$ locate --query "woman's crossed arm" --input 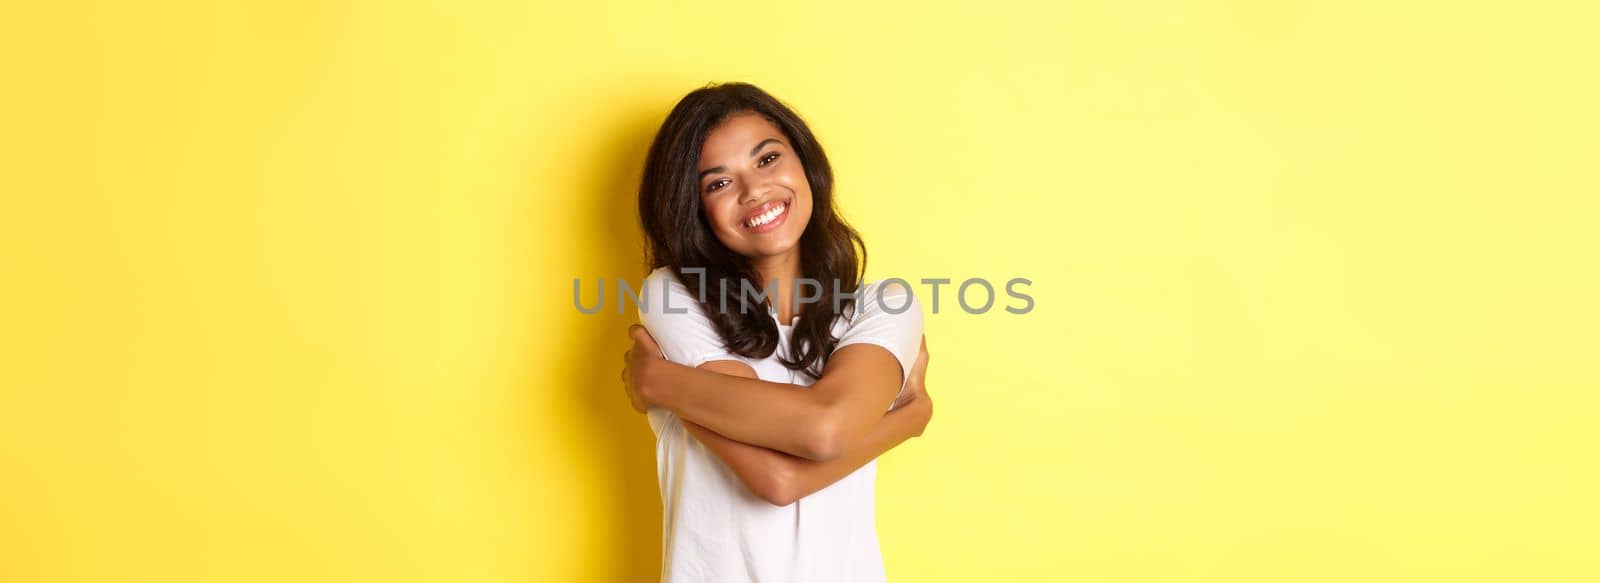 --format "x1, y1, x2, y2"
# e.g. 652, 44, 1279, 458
673, 348, 931, 506
626, 325, 916, 461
